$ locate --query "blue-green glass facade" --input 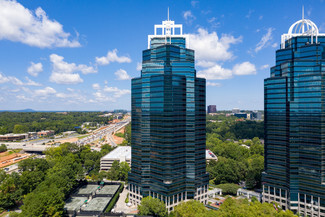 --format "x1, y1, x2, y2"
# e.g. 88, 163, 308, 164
128, 36, 209, 204
263, 35, 325, 214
